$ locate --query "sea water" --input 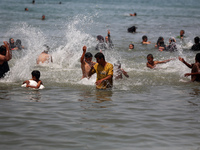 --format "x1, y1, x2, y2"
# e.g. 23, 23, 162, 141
0, 0, 200, 150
